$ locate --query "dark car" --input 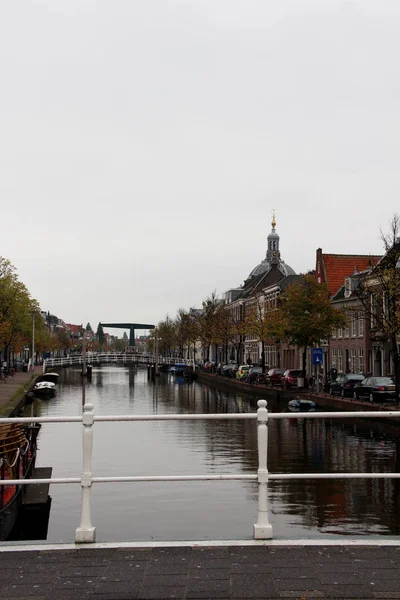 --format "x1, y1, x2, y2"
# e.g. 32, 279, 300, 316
353, 376, 397, 402
265, 368, 285, 387
329, 373, 365, 397
216, 363, 227, 376
282, 369, 303, 389
247, 366, 263, 383
221, 363, 238, 378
